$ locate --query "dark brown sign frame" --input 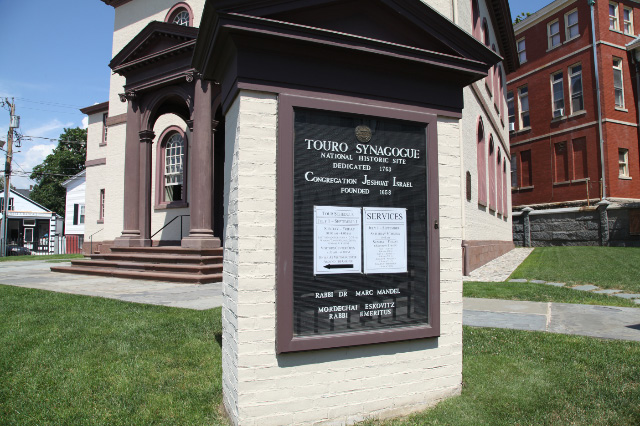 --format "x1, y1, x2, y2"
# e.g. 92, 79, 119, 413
276, 93, 440, 353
